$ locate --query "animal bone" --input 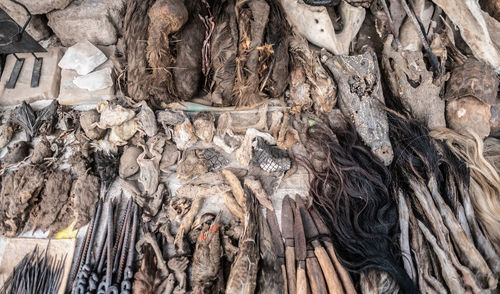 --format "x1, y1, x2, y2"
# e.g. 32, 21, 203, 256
279, 0, 365, 55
